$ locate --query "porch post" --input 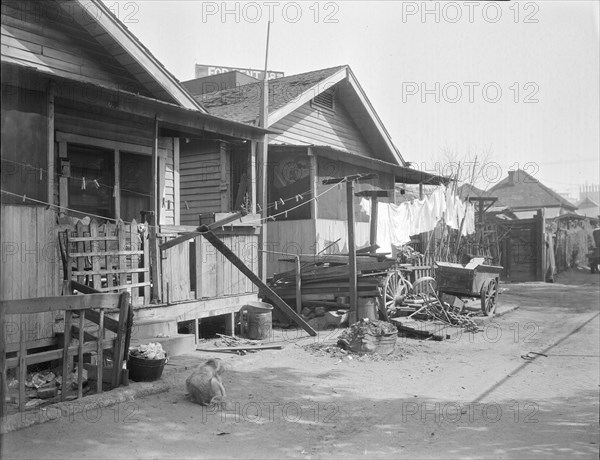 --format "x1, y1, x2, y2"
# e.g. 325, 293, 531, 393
47, 82, 55, 205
